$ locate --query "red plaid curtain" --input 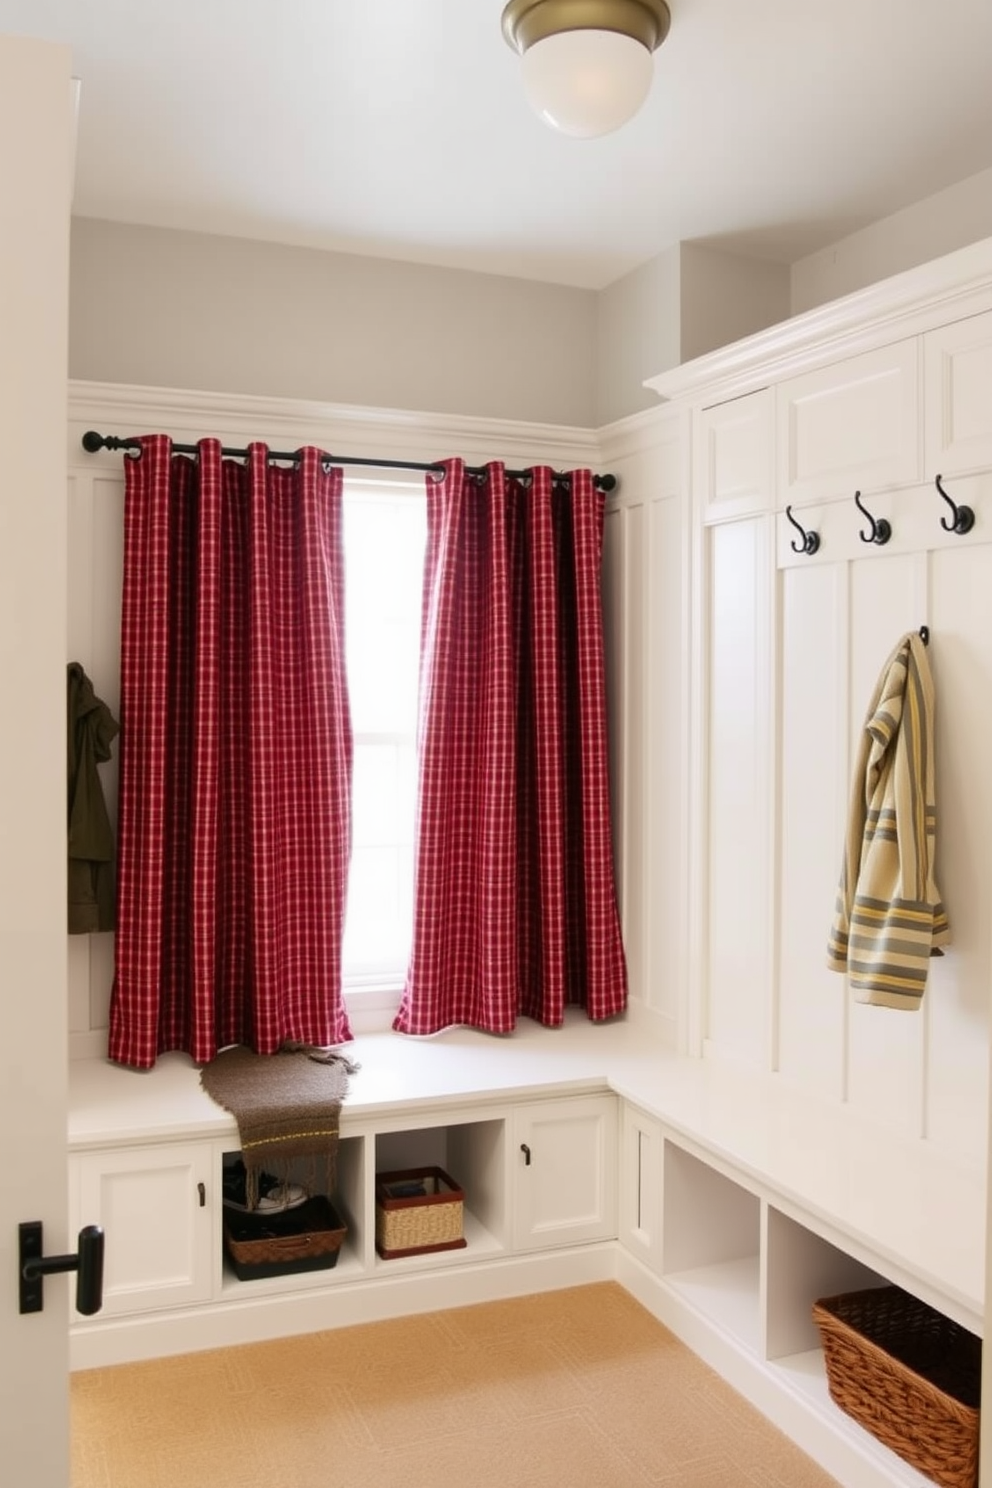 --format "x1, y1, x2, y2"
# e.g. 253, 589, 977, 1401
109, 437, 353, 1068
394, 459, 627, 1036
